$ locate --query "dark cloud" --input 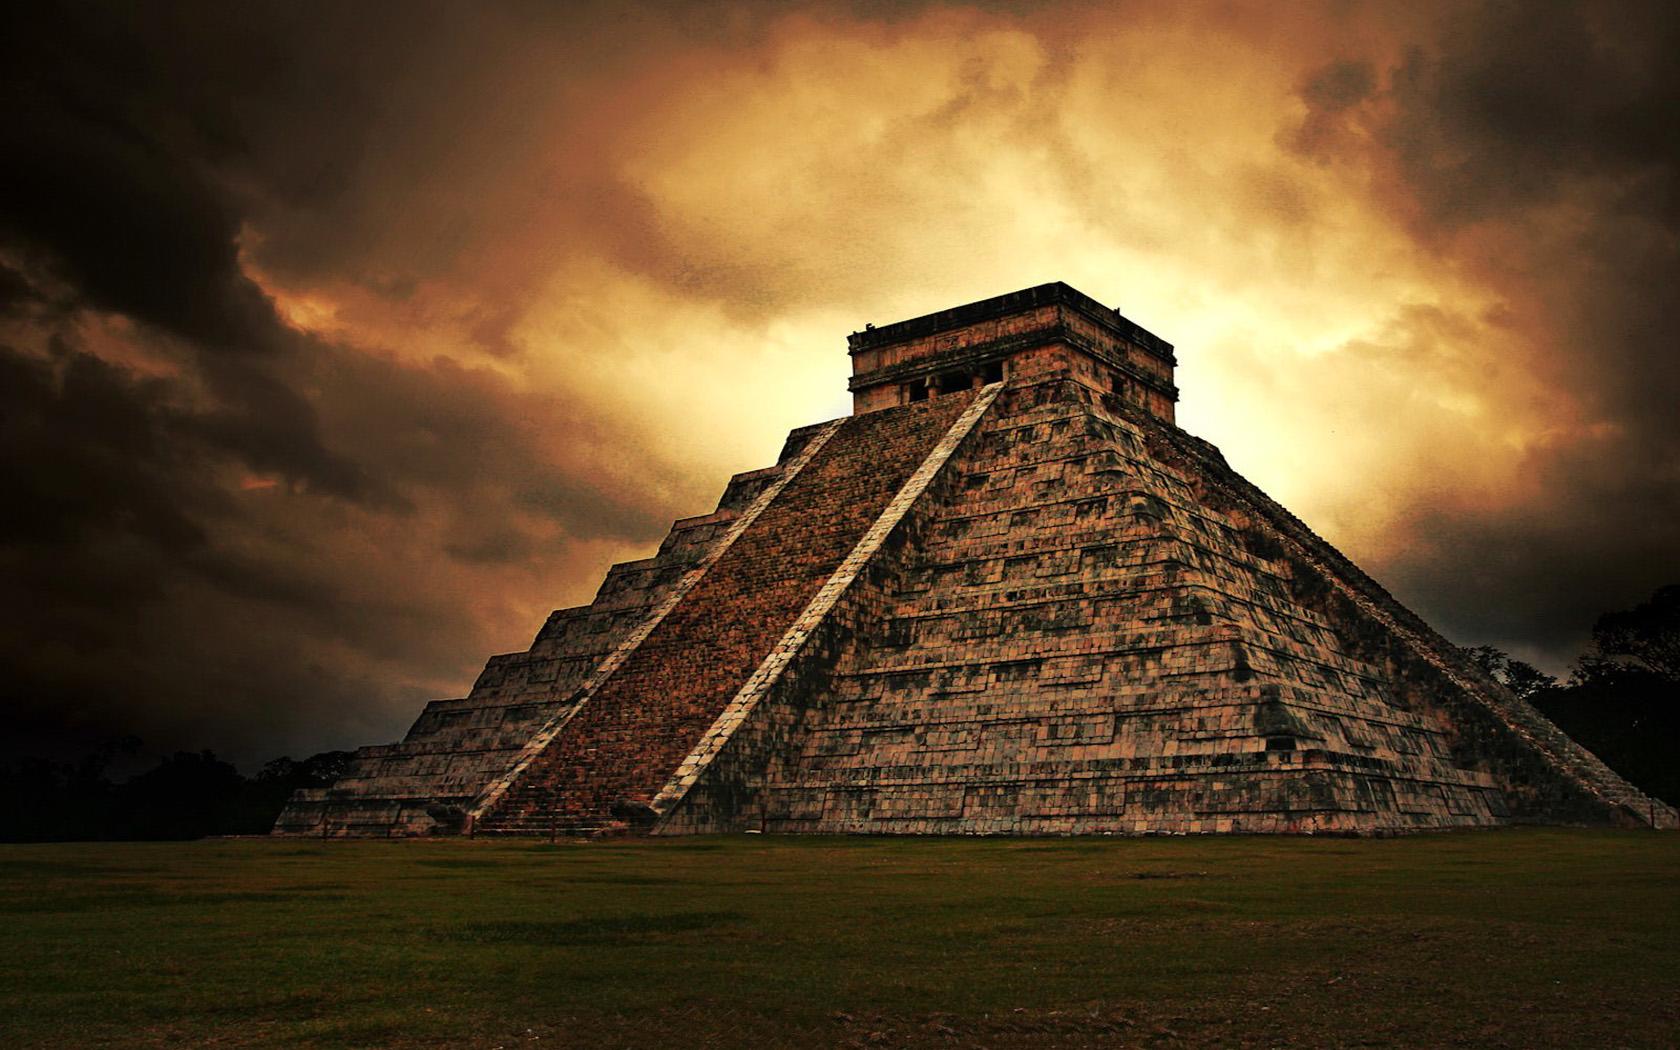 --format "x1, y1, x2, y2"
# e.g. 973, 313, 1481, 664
0, 3, 385, 505
0, 1, 703, 766
0, 343, 213, 551
1286, 0, 1680, 667
1383, 3, 1679, 231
